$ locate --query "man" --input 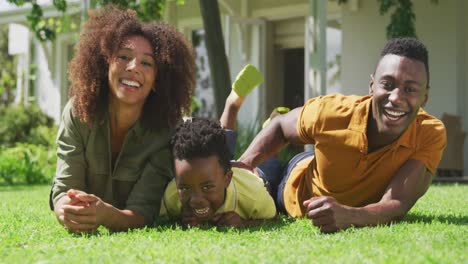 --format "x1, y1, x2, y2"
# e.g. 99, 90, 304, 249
238, 37, 446, 233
